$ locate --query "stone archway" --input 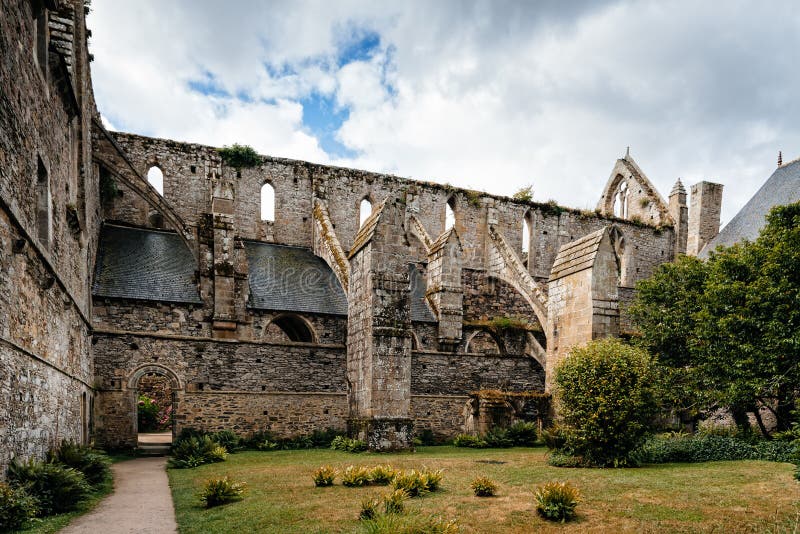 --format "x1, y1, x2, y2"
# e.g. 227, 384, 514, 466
127, 364, 183, 449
